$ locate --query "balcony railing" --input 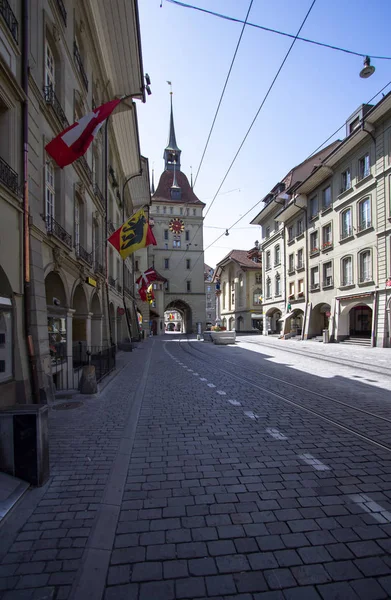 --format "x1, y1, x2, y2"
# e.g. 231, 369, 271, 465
46, 216, 72, 248
0, 156, 19, 195
94, 184, 105, 210
73, 41, 88, 90
76, 243, 92, 266
358, 220, 371, 233
77, 155, 93, 183
94, 262, 105, 276
44, 86, 69, 129
0, 0, 18, 43
55, 0, 67, 25
340, 227, 353, 240
108, 275, 116, 288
